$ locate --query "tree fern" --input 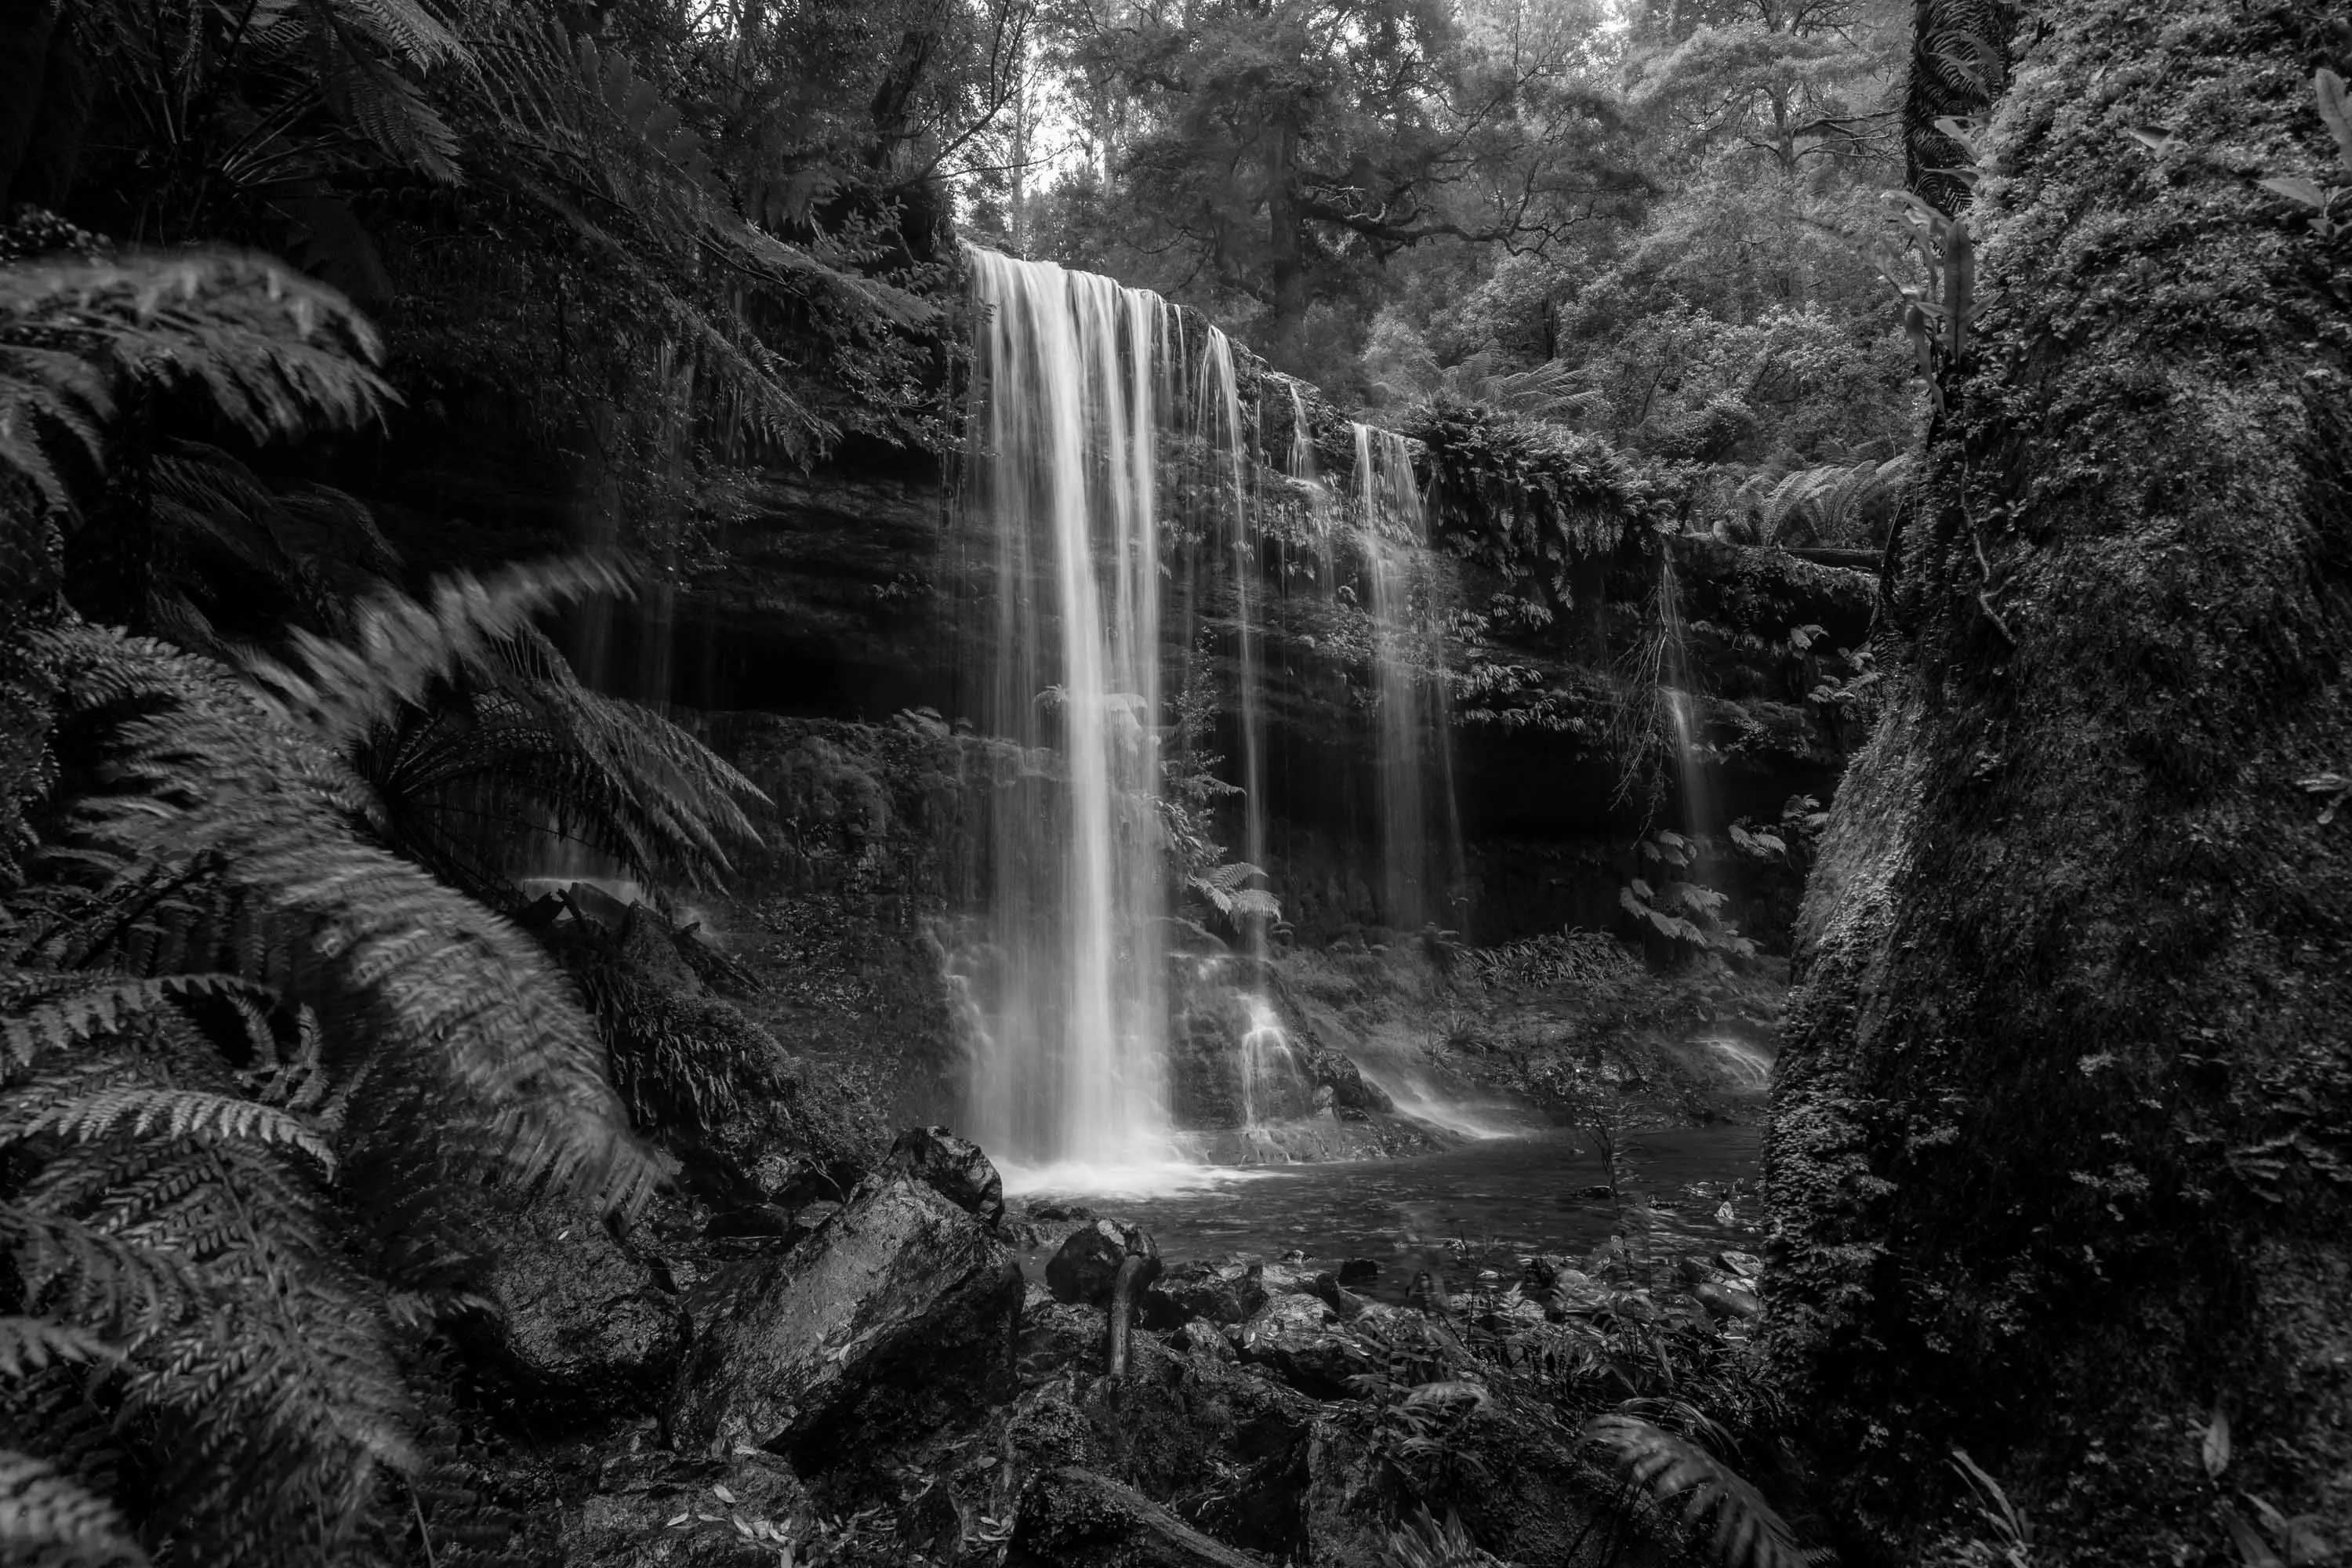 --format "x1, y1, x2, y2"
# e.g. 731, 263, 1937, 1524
233, 559, 766, 907
0, 1319, 118, 1379
0, 253, 391, 517
26, 620, 670, 1211
2, 1083, 336, 1171
1584, 1415, 1813, 1568
0, 1450, 147, 1567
